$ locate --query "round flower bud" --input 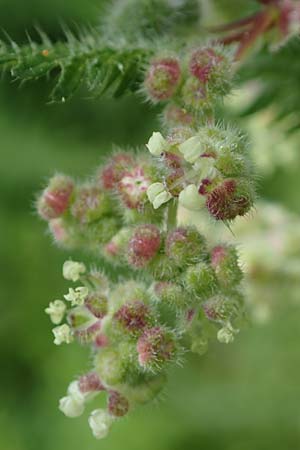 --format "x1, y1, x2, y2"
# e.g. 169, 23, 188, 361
108, 391, 129, 417
206, 179, 254, 221
71, 185, 110, 224
184, 262, 218, 300
144, 58, 181, 101
118, 166, 150, 209
37, 174, 74, 221
88, 409, 114, 439
95, 348, 127, 386
211, 245, 243, 289
166, 227, 207, 266
163, 104, 194, 126
114, 300, 153, 335
59, 395, 84, 418
202, 296, 237, 323
85, 292, 108, 319
63, 260, 86, 282
137, 326, 177, 371
127, 225, 161, 268
217, 322, 238, 344
100, 153, 133, 190
103, 227, 131, 260
189, 47, 224, 82
78, 372, 105, 393
153, 281, 186, 309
